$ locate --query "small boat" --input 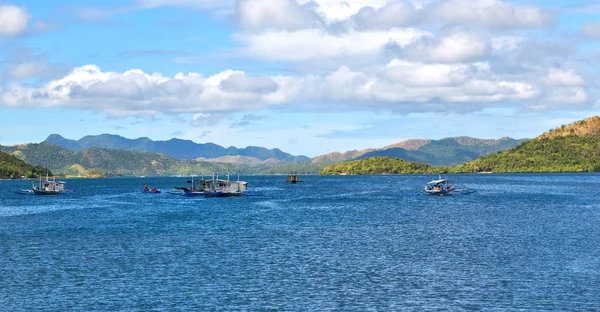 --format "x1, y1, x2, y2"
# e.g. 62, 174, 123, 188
424, 175, 454, 196
285, 171, 306, 183
287, 171, 299, 183
142, 184, 161, 193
